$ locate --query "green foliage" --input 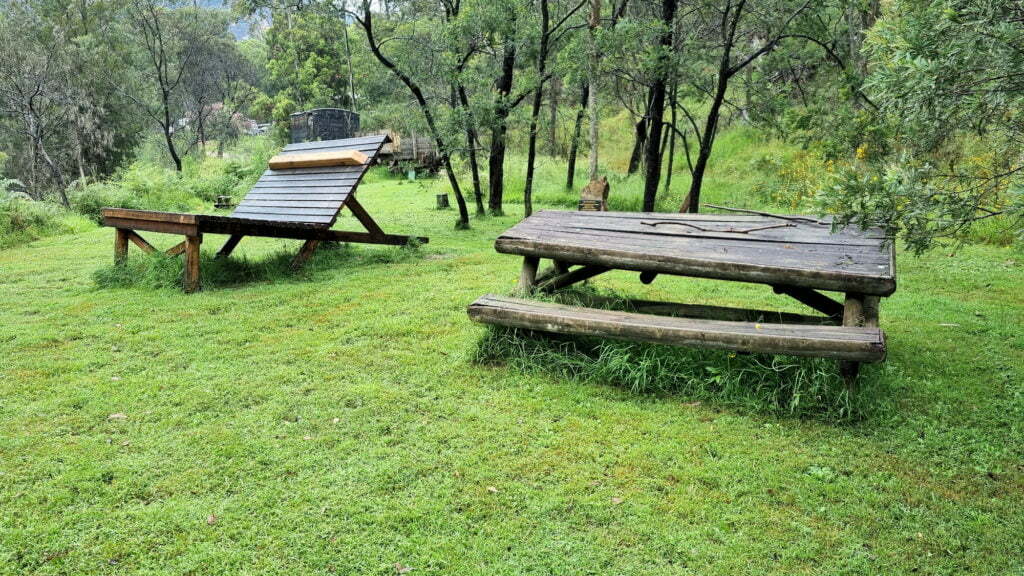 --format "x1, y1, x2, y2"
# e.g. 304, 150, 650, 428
0, 182, 93, 248
70, 136, 280, 223
823, 0, 1024, 252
